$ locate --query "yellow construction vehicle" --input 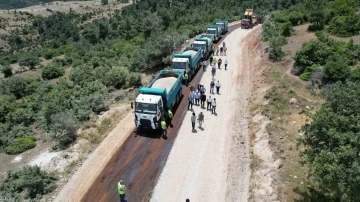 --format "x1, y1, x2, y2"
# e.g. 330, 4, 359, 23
241, 9, 258, 29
